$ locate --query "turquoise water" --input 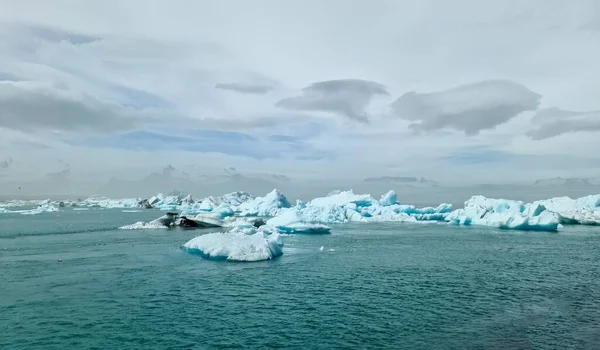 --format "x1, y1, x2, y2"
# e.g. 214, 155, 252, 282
1, 208, 600, 349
